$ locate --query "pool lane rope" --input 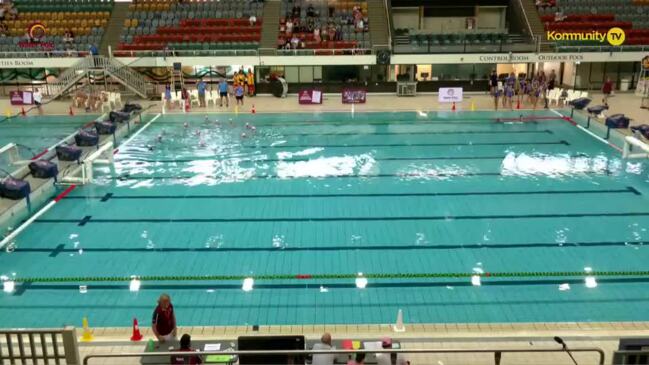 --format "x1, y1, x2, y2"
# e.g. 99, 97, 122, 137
10, 271, 649, 283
